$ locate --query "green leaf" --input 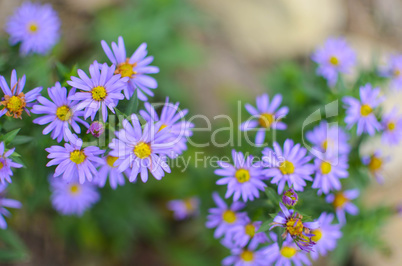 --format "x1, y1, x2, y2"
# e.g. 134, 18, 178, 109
0, 229, 29, 262
1, 128, 21, 145
11, 135, 34, 145
257, 219, 273, 233
265, 186, 280, 205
